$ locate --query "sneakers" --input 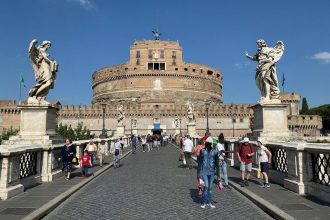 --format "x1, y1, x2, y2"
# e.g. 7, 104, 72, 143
207, 204, 216, 209
260, 183, 271, 188
201, 204, 206, 209
240, 182, 245, 187
244, 180, 249, 186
